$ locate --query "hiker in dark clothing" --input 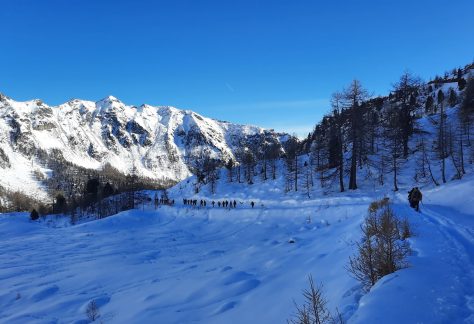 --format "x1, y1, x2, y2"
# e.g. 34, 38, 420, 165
233, 200, 236, 208
408, 187, 423, 212
212, 201, 215, 207
251, 201, 255, 208
218, 201, 221, 207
